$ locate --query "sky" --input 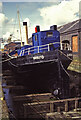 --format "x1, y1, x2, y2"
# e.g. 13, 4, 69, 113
0, 0, 81, 44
